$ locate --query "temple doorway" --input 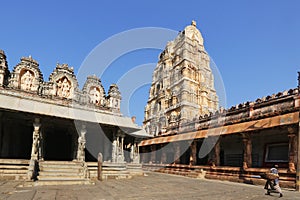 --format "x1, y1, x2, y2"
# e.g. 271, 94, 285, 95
43, 119, 76, 161
44, 131, 74, 161
0, 110, 32, 159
